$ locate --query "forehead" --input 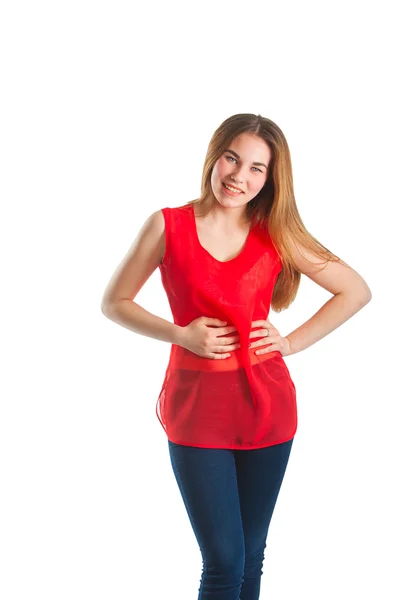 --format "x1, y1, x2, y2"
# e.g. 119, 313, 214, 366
228, 132, 271, 161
